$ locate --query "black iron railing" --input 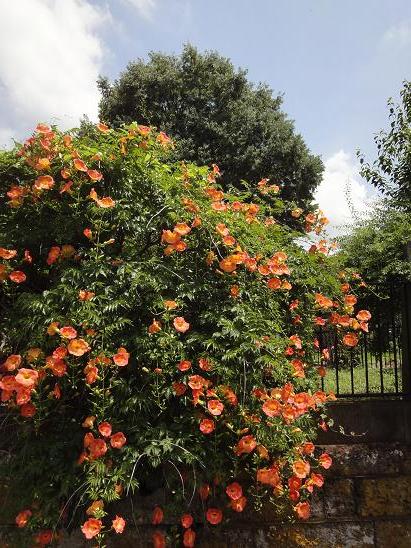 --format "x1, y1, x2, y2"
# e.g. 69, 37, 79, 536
317, 283, 410, 398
